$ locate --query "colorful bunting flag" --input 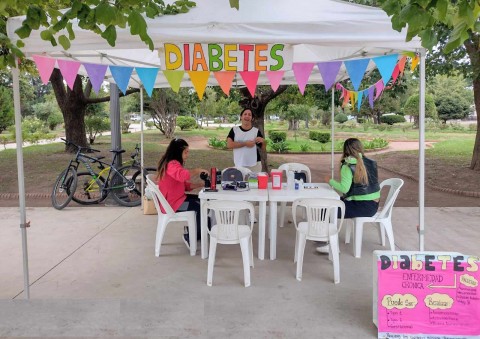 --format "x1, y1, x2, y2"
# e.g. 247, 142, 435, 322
411, 55, 420, 72
374, 80, 384, 100
342, 91, 350, 108
344, 58, 370, 91
83, 63, 108, 94
239, 71, 260, 97
265, 71, 285, 92
57, 59, 81, 90
188, 71, 210, 100
368, 86, 375, 108
110, 66, 133, 94
214, 71, 236, 95
317, 61, 342, 91
292, 63, 314, 94
32, 55, 56, 85
397, 55, 407, 73
391, 65, 401, 85
373, 54, 398, 85
136, 67, 159, 97
357, 90, 364, 112
163, 70, 185, 93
